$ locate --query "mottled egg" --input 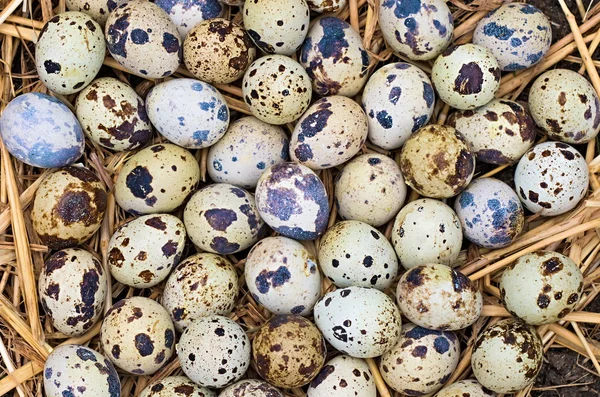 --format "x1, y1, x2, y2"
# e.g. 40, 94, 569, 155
253, 315, 326, 388
308, 355, 376, 397
0, 93, 84, 168
362, 62, 435, 150
307, 0, 346, 12
500, 251, 584, 325
392, 198, 463, 270
400, 124, 475, 198
65, 0, 125, 25
207, 116, 289, 189
290, 96, 368, 169
154, 0, 223, 39
434, 379, 496, 397
101, 297, 175, 375
140, 376, 215, 397
32, 166, 107, 249
243, 55, 312, 125
471, 318, 543, 393
335, 153, 407, 227
255, 162, 329, 240
114, 143, 200, 214
314, 286, 402, 358
105, 0, 181, 78
397, 264, 482, 330
219, 379, 283, 397
178, 315, 251, 388
431, 44, 501, 110
514, 141, 589, 216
